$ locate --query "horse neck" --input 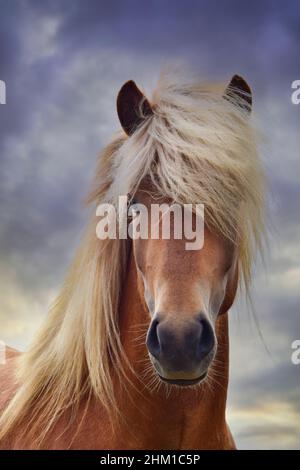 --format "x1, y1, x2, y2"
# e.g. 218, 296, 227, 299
116, 252, 231, 449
